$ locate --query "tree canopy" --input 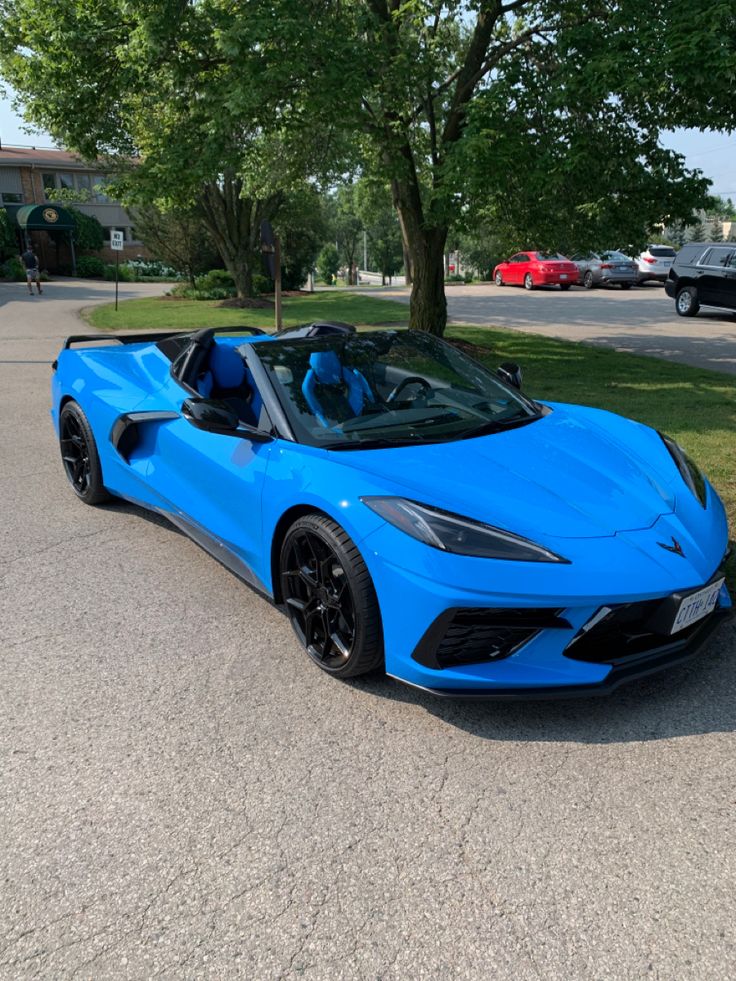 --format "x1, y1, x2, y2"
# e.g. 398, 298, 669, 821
2, 1, 735, 330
